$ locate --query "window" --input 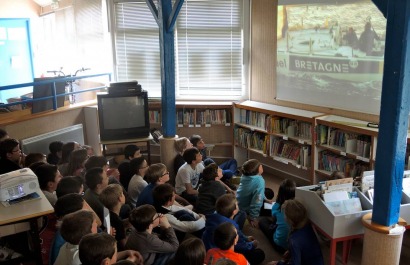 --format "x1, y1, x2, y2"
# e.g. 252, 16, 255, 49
111, 0, 245, 99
